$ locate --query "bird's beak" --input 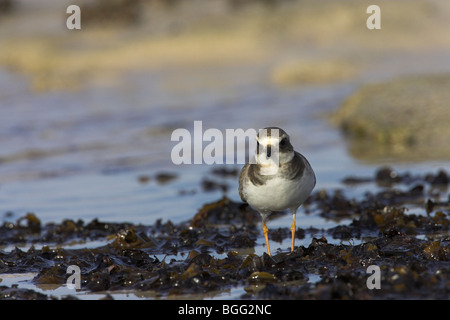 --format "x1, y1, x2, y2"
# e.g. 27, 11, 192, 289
266, 144, 271, 158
